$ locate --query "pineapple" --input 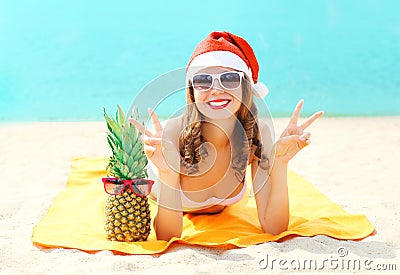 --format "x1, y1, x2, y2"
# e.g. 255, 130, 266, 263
103, 105, 151, 242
